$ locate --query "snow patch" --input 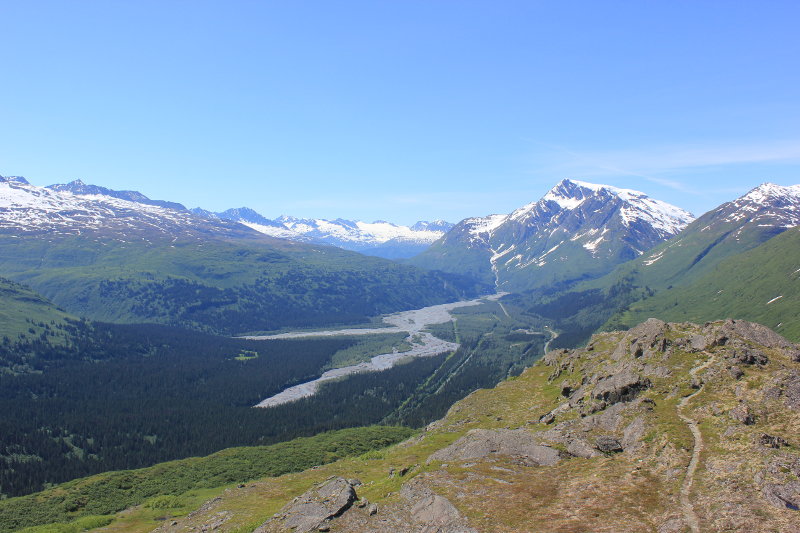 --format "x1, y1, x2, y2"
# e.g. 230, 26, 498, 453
643, 250, 665, 266
467, 214, 508, 237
